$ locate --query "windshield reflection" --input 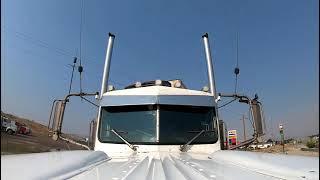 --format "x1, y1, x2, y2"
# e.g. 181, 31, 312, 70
99, 105, 217, 145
